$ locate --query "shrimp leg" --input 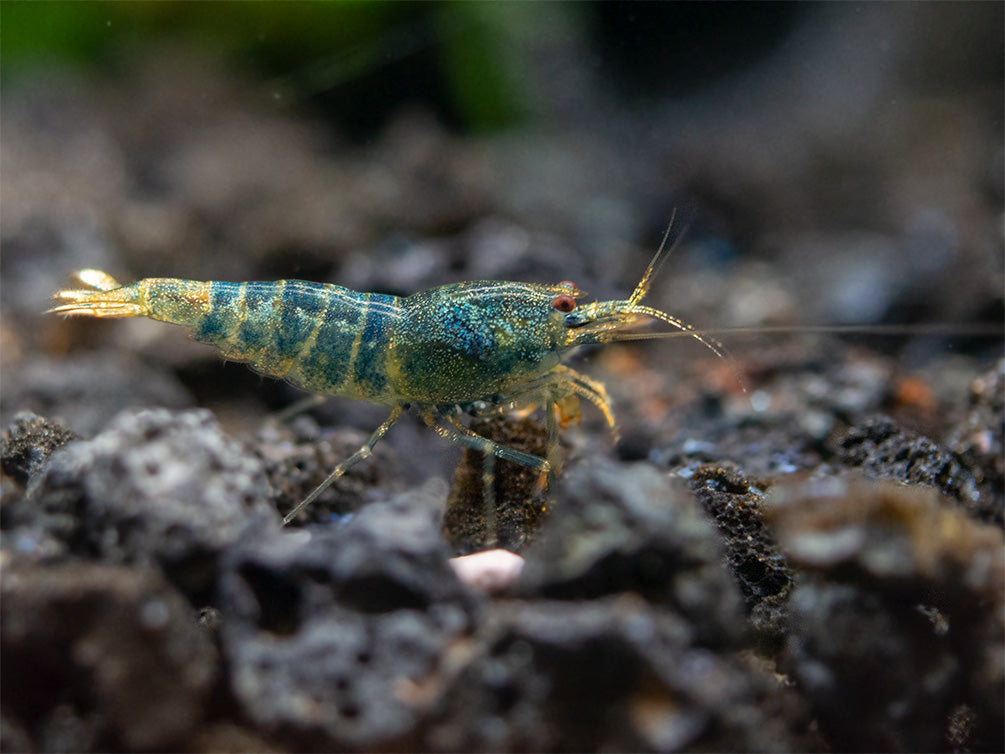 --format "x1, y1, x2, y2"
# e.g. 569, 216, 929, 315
421, 408, 552, 545
270, 394, 327, 426
283, 404, 405, 524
